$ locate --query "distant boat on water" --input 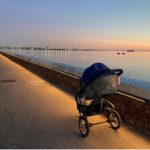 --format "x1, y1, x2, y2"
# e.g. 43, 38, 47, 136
117, 52, 125, 55
127, 49, 134, 52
